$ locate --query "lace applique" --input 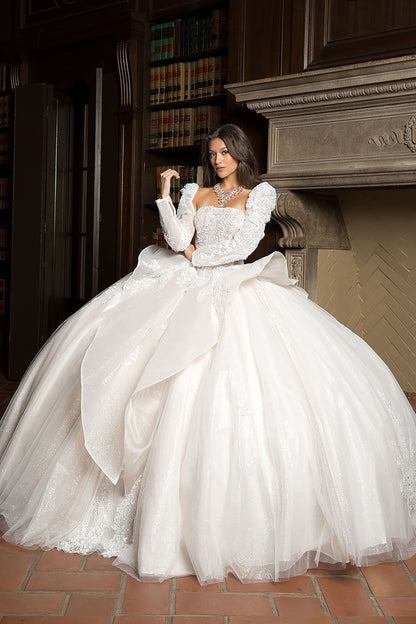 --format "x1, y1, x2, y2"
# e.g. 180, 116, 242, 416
194, 266, 238, 317
195, 206, 244, 248
55, 476, 141, 558
123, 258, 195, 295
381, 392, 416, 519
